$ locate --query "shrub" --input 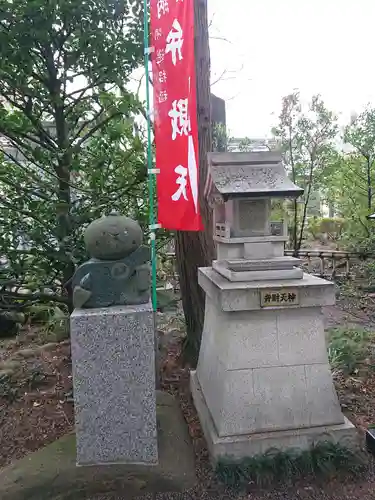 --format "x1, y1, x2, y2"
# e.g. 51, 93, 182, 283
327, 326, 372, 374
307, 217, 346, 241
